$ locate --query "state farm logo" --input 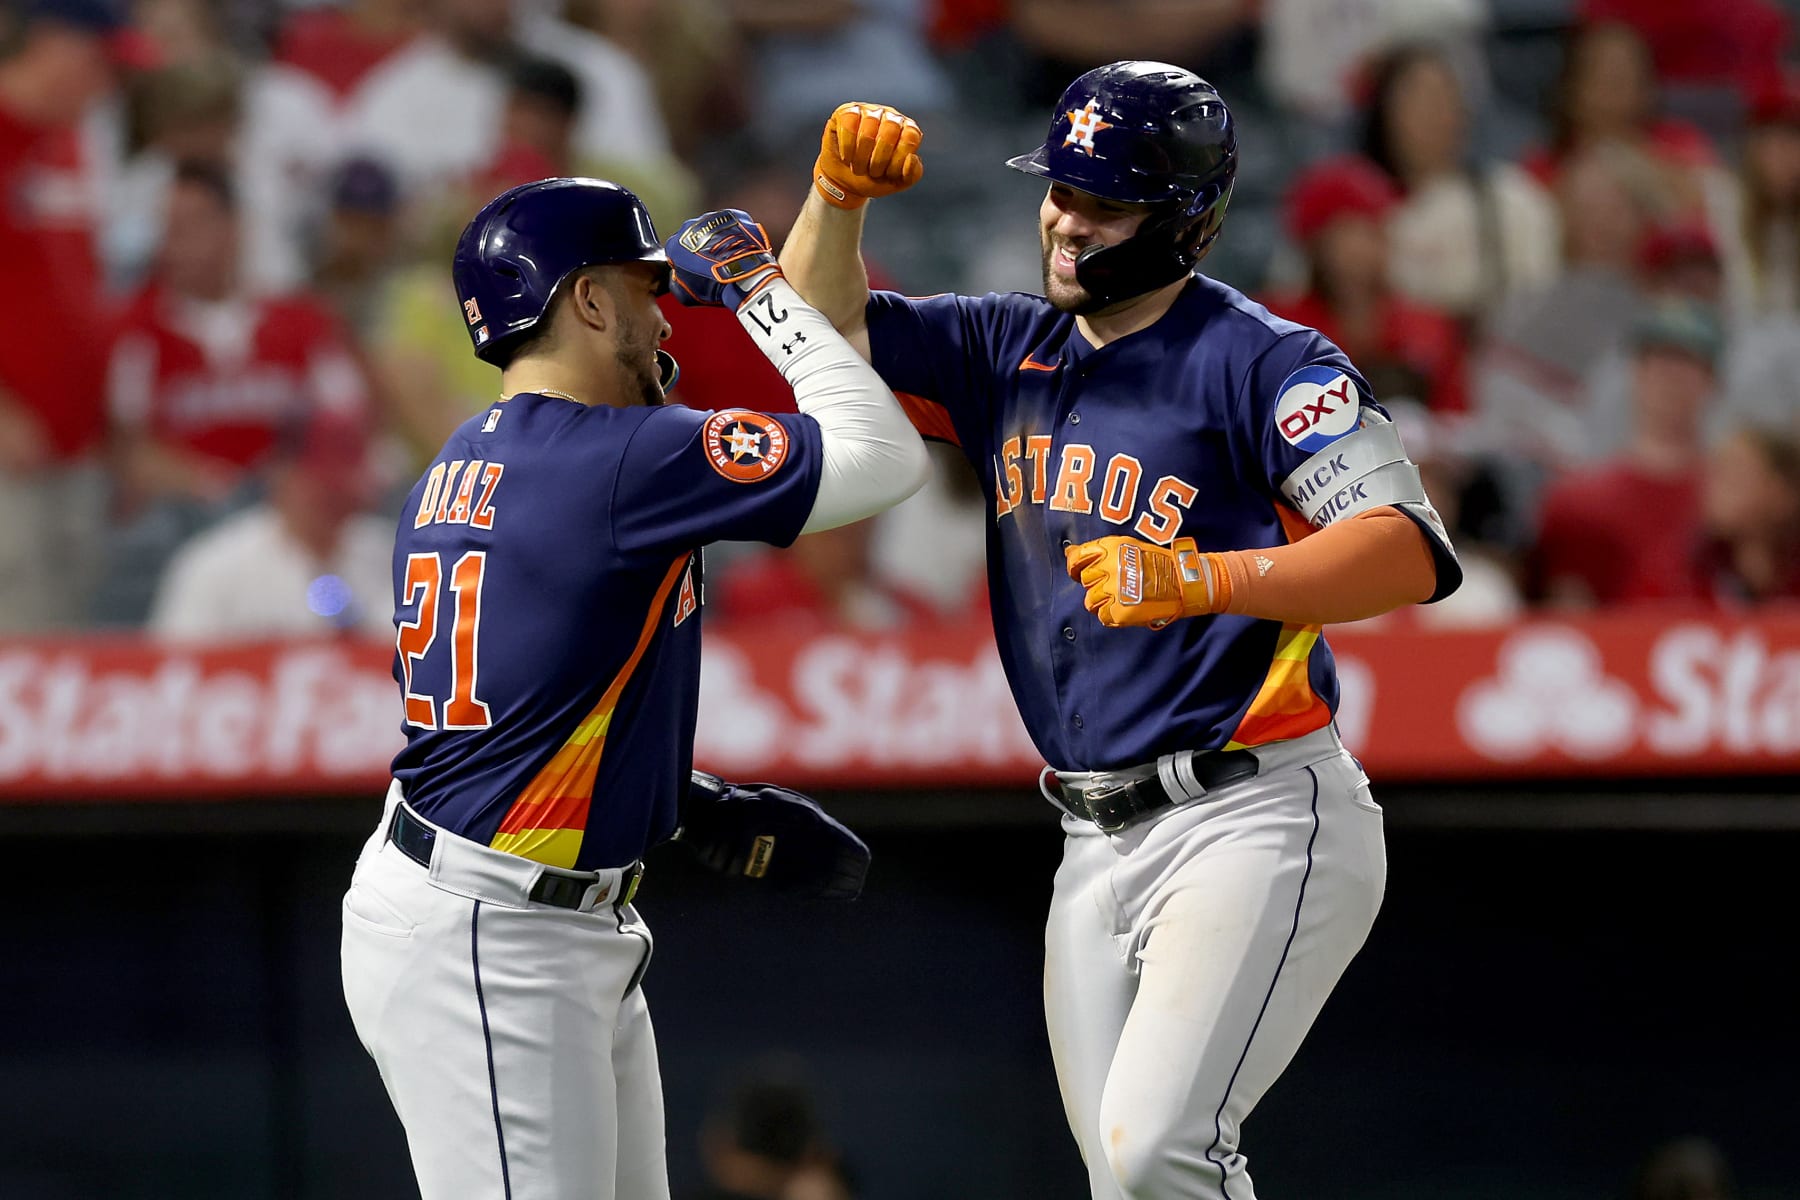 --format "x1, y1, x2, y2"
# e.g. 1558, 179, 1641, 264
1457, 623, 1800, 762
1457, 628, 1637, 760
